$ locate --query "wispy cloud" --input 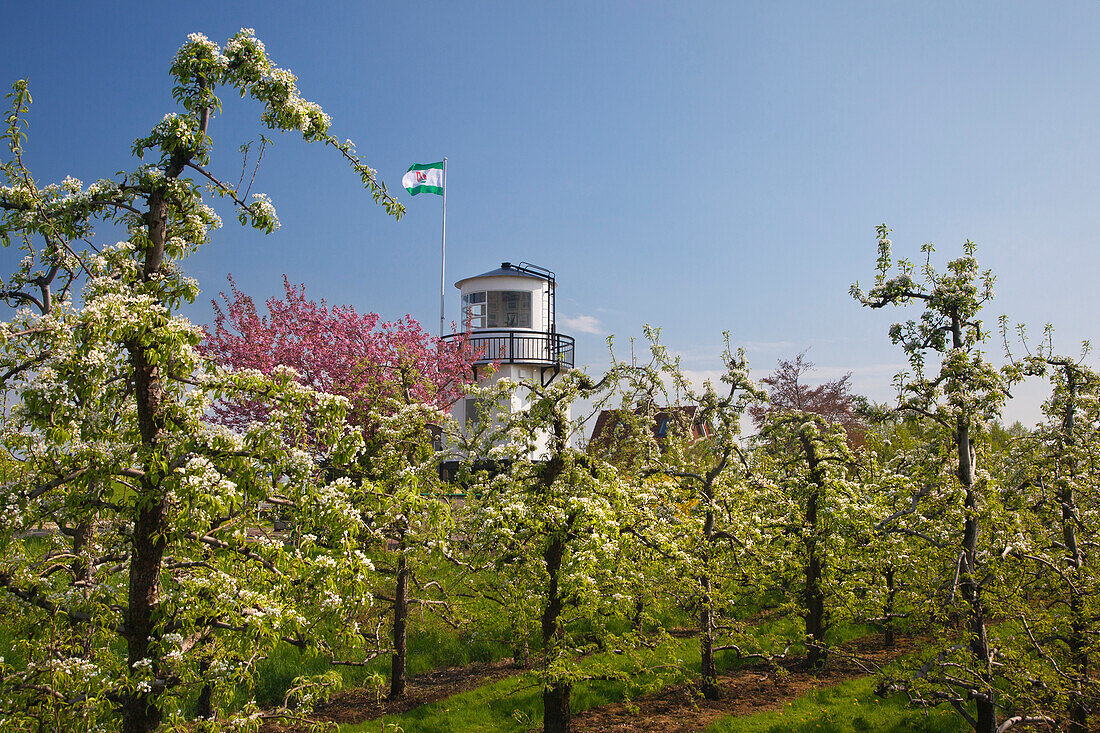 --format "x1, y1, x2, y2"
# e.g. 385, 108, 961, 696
562, 314, 605, 335
812, 363, 907, 381
672, 340, 801, 365
670, 345, 728, 365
